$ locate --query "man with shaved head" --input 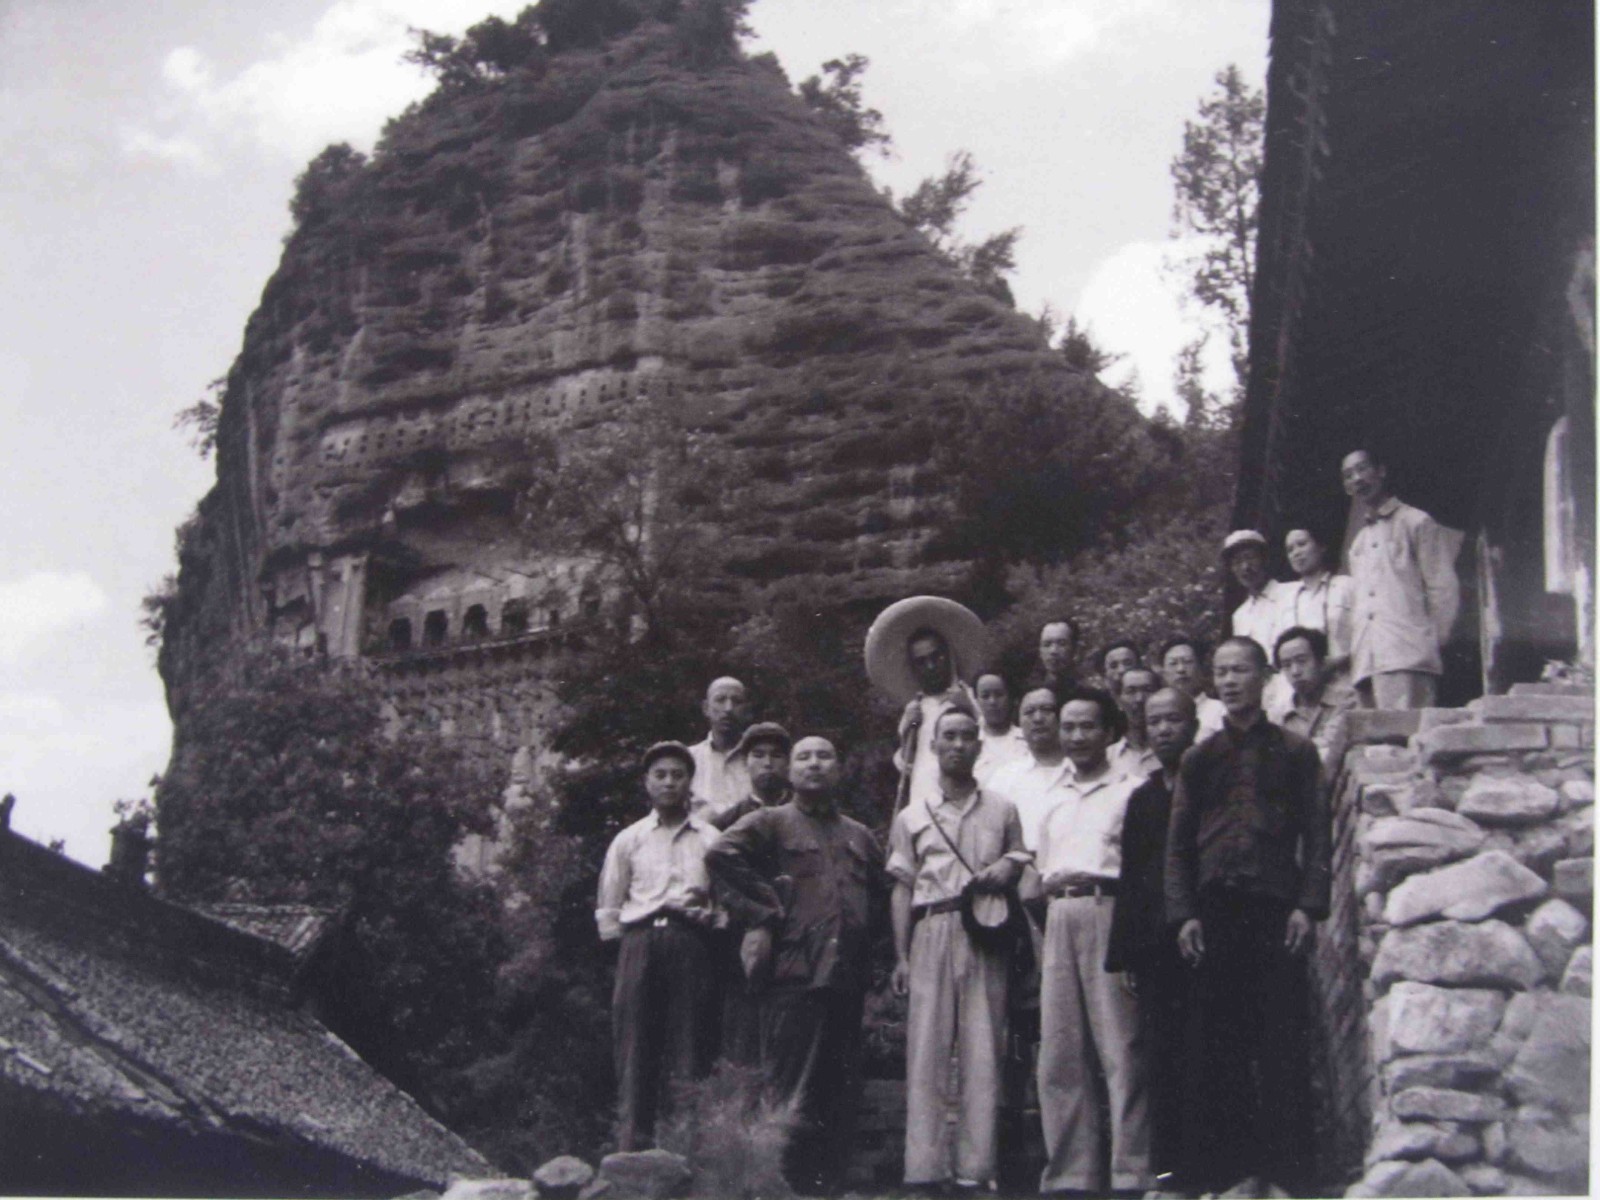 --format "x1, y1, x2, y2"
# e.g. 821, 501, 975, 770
689, 676, 753, 820
889, 704, 1028, 1192
1107, 688, 1199, 1189
706, 736, 889, 1196
1166, 638, 1328, 1196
